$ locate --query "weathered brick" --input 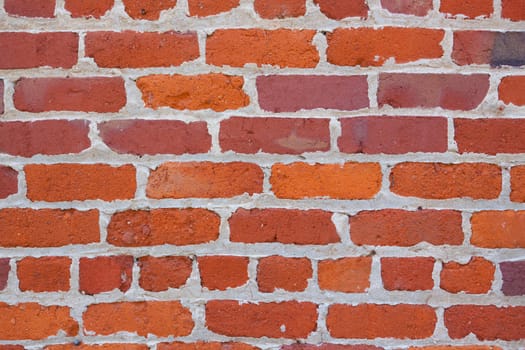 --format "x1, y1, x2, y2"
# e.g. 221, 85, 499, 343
138, 256, 192, 292
17, 257, 71, 292
79, 256, 133, 295
137, 74, 249, 111
511, 166, 525, 202
65, 0, 114, 18
107, 209, 220, 246
500, 260, 525, 296
318, 257, 371, 293
99, 120, 210, 155
122, 0, 176, 20
187, 0, 239, 16
83, 301, 193, 337
159, 343, 258, 350
499, 76, 525, 106
282, 345, 383, 350
206, 301, 317, 338
0, 209, 99, 247
390, 162, 501, 199
350, 210, 463, 246
0, 120, 90, 157
207, 29, 318, 68
327, 304, 436, 339
381, 257, 435, 291
471, 211, 525, 248
257, 75, 368, 112
502, 0, 525, 21
25, 164, 136, 202
445, 305, 525, 340
257, 256, 312, 292
380, 0, 432, 16
440, 257, 495, 294
86, 31, 199, 68
220, 117, 330, 154
440, 0, 493, 18
271, 162, 381, 199
338, 116, 447, 154
0, 259, 10, 291
0, 33, 77, 69
0, 303, 78, 340
4, 0, 55, 17
229, 208, 340, 244
378, 73, 489, 110
455, 118, 525, 154
14, 77, 126, 113
199, 256, 249, 290
327, 28, 443, 66
147, 162, 263, 199
46, 345, 148, 350
314, 0, 368, 19
254, 0, 305, 18
0, 166, 17, 199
